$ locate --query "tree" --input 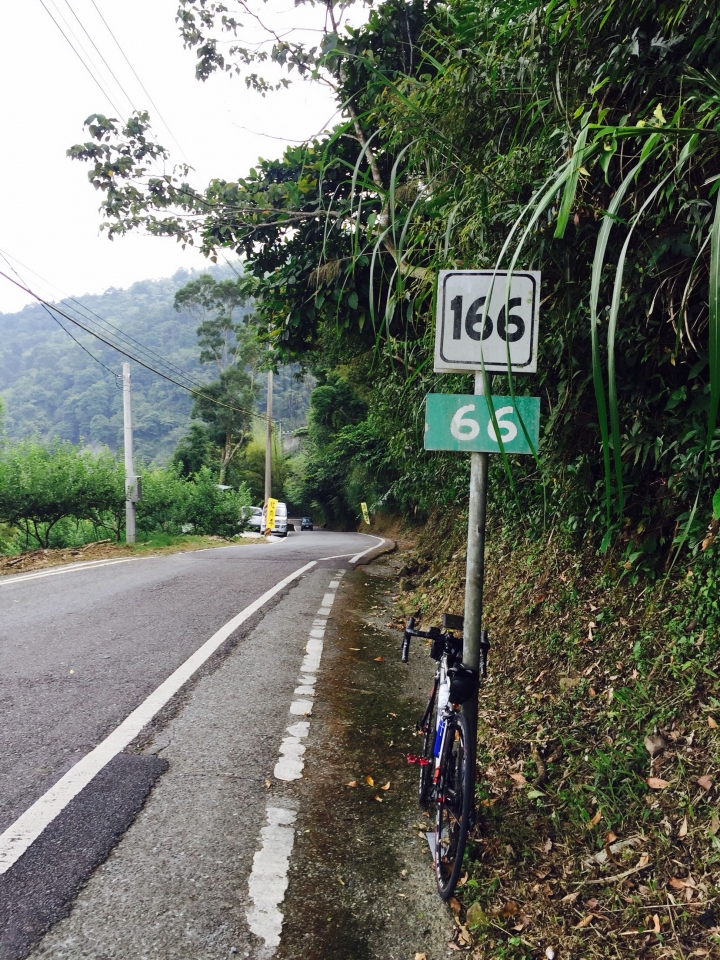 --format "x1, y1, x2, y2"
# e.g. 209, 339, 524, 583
174, 273, 260, 481
0, 441, 124, 547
